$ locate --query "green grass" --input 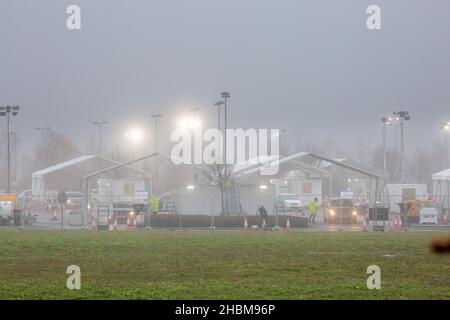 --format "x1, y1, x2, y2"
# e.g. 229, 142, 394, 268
0, 230, 449, 299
